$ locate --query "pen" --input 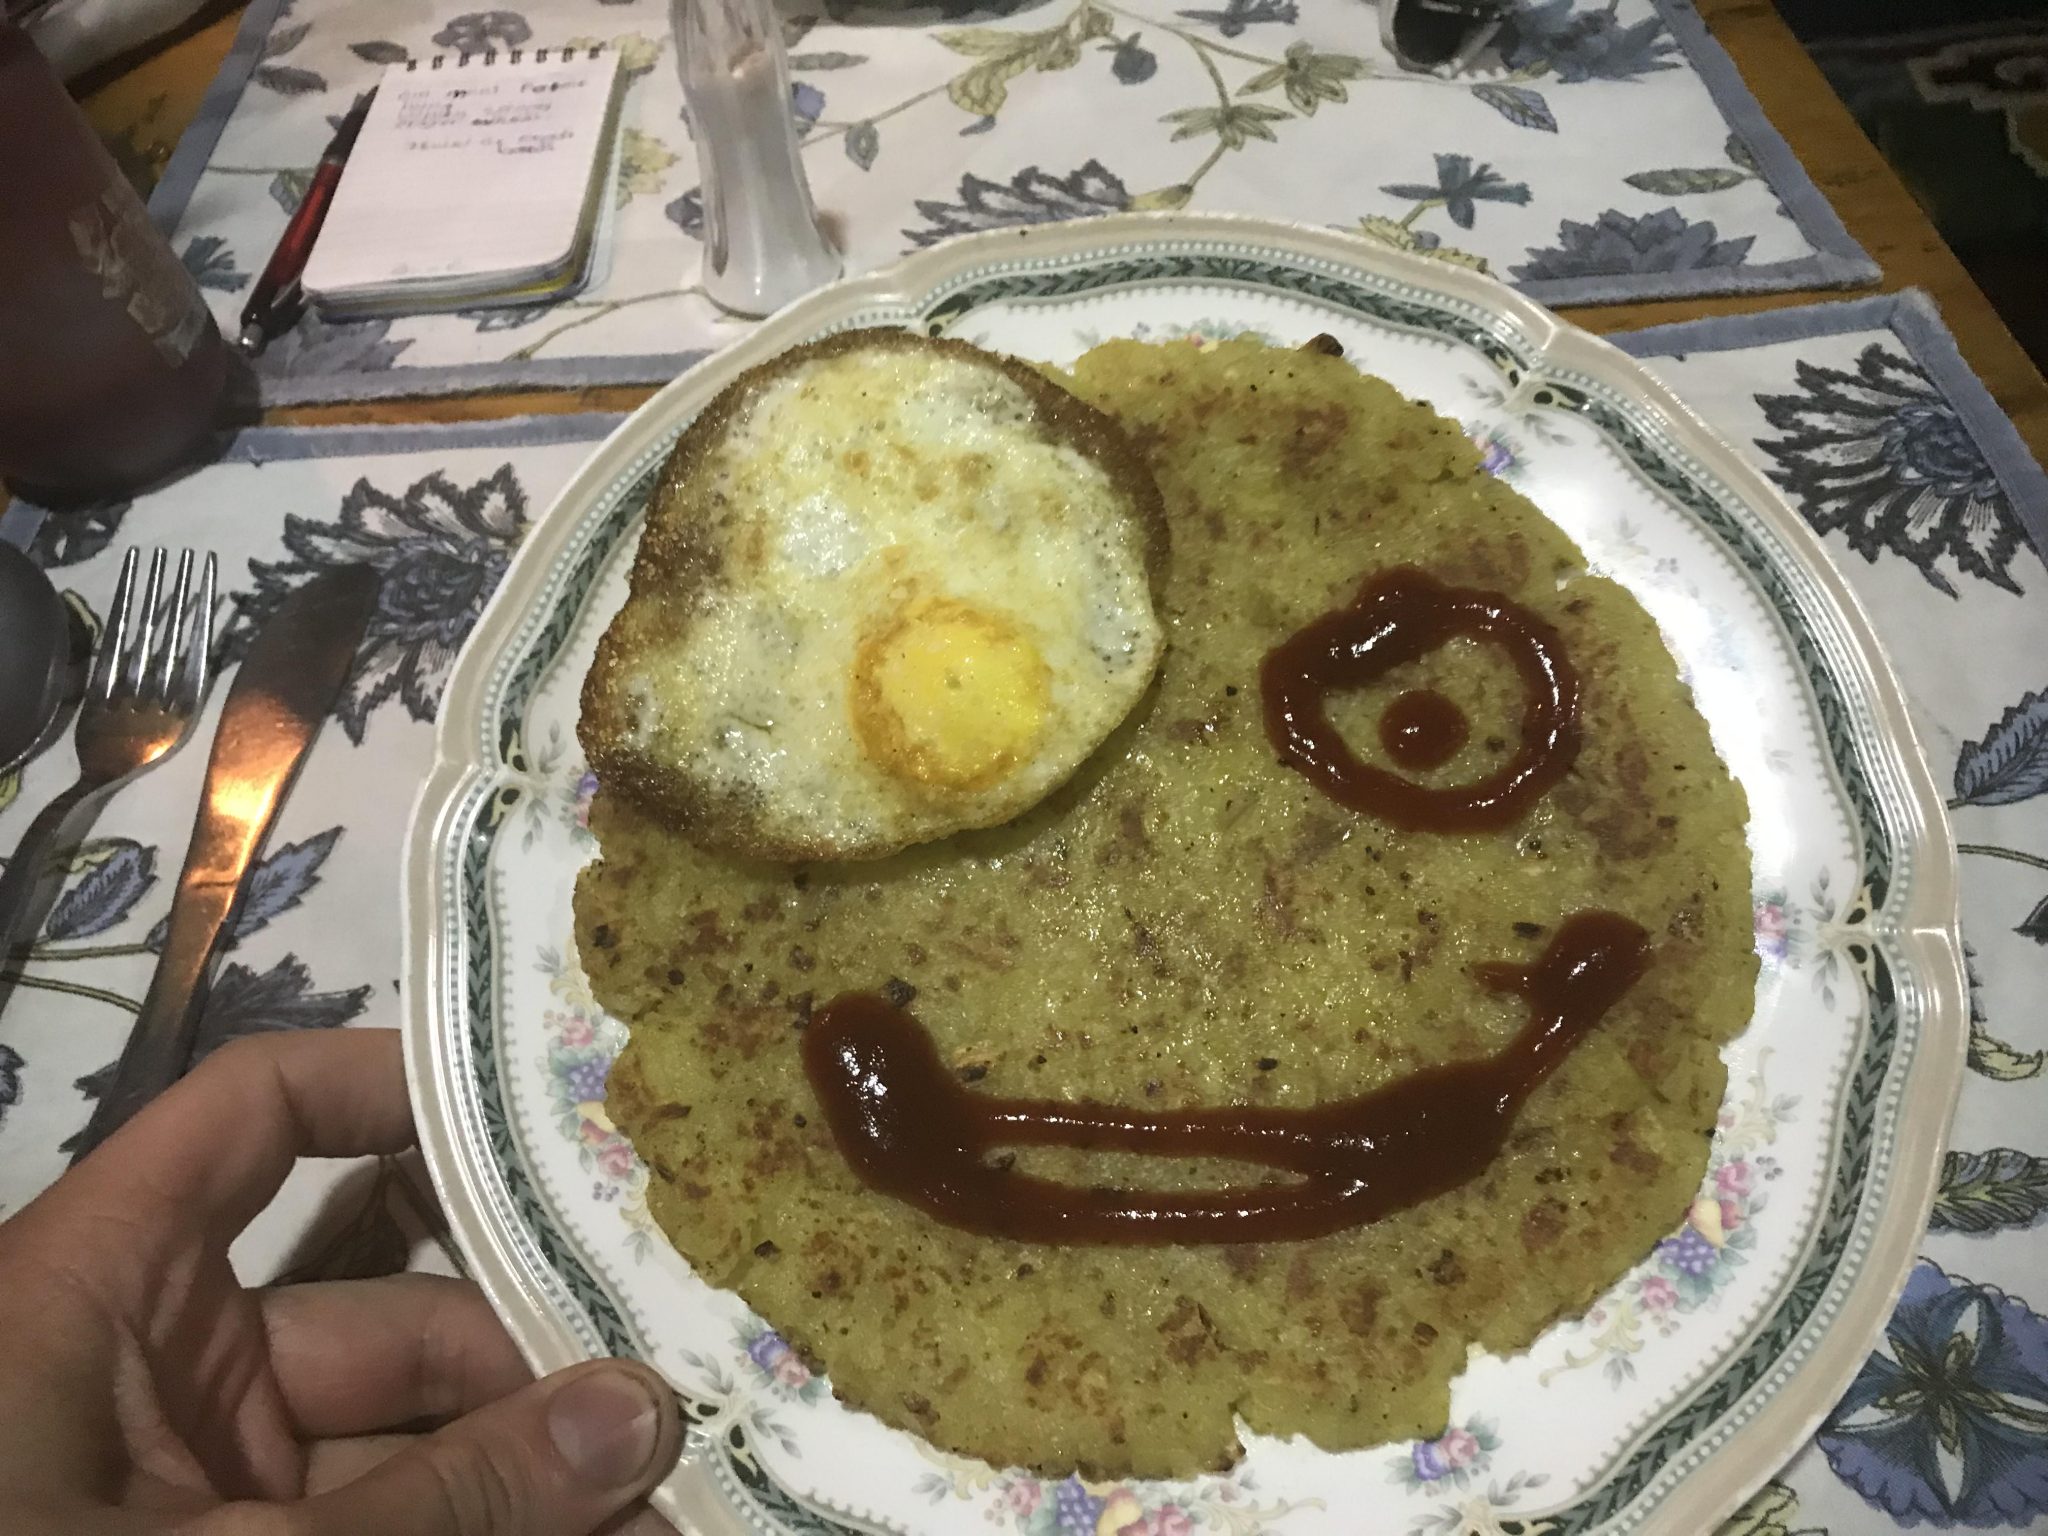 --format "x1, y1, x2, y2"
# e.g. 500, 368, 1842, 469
237, 89, 375, 356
